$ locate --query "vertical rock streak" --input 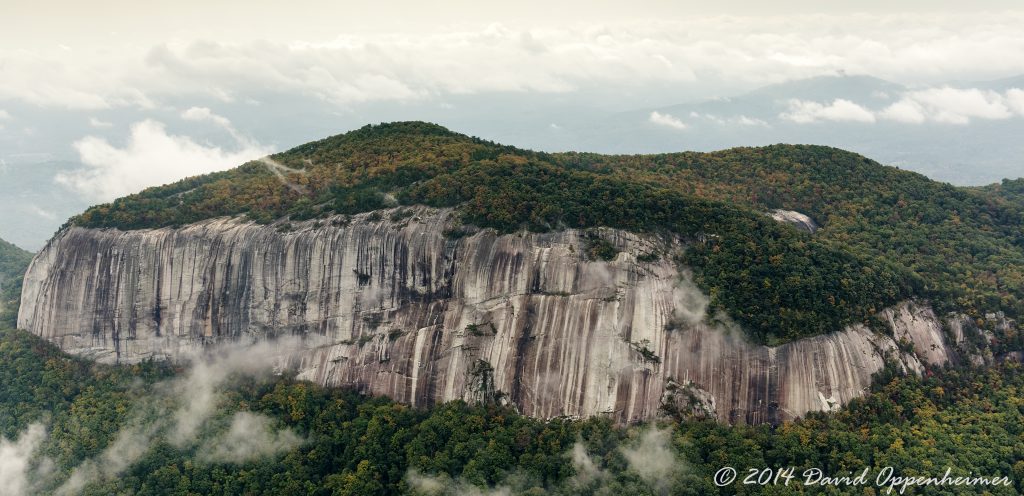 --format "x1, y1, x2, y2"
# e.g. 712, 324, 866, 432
19, 208, 951, 424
